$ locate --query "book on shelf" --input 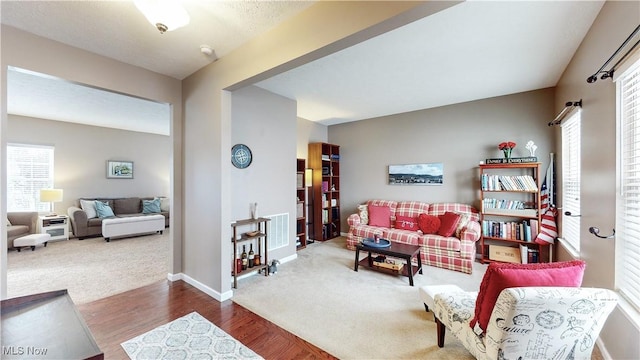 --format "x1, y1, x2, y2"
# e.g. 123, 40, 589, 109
296, 203, 304, 218
483, 208, 538, 217
481, 174, 537, 191
322, 181, 329, 192
482, 219, 535, 240
485, 157, 537, 164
